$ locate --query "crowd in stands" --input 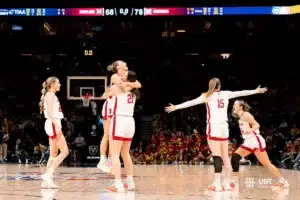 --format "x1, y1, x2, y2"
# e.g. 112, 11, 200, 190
134, 103, 300, 170
0, 111, 91, 166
